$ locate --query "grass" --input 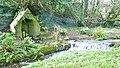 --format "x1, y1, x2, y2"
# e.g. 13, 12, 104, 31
22, 47, 120, 68
66, 27, 120, 33
66, 27, 120, 39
